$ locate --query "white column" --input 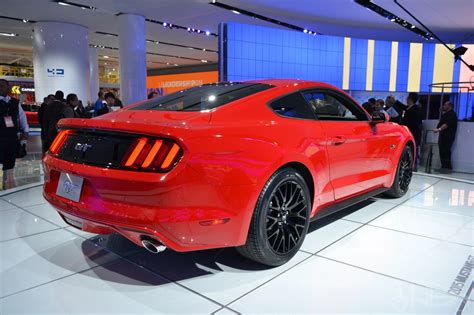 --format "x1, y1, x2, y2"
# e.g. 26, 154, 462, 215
89, 47, 99, 103
32, 22, 90, 103
118, 13, 146, 105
